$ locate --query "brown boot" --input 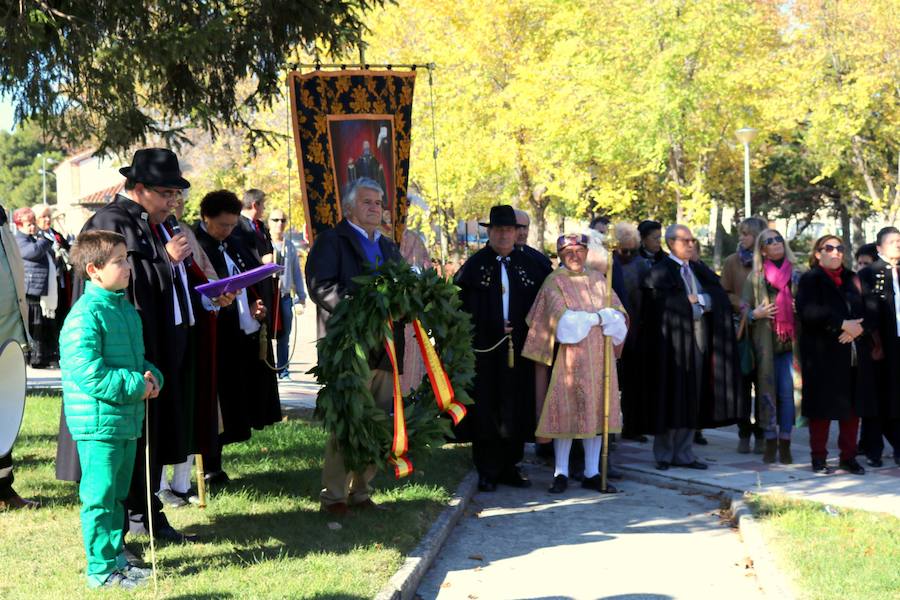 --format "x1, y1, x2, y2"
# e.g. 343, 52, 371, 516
778, 439, 793, 464
763, 439, 777, 464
